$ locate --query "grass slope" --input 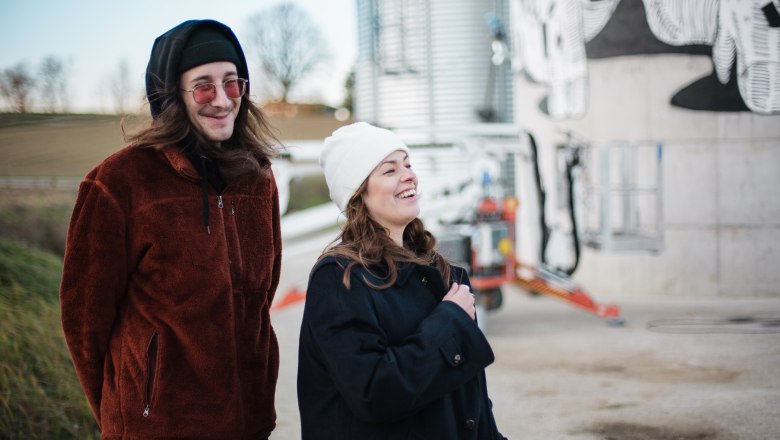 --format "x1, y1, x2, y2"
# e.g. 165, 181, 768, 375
0, 239, 99, 439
